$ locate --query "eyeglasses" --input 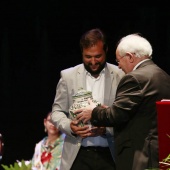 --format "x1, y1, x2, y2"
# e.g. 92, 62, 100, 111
115, 56, 124, 64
